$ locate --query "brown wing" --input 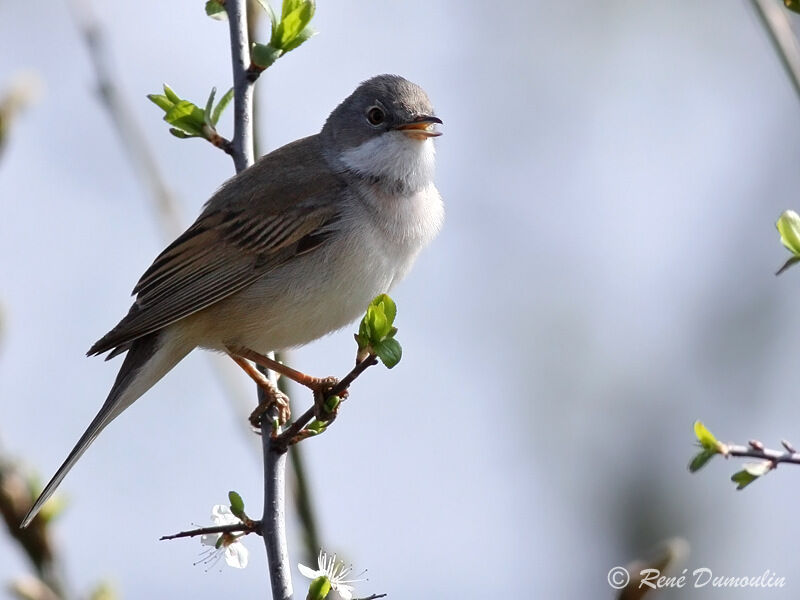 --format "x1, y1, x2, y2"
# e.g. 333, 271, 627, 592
88, 135, 345, 357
